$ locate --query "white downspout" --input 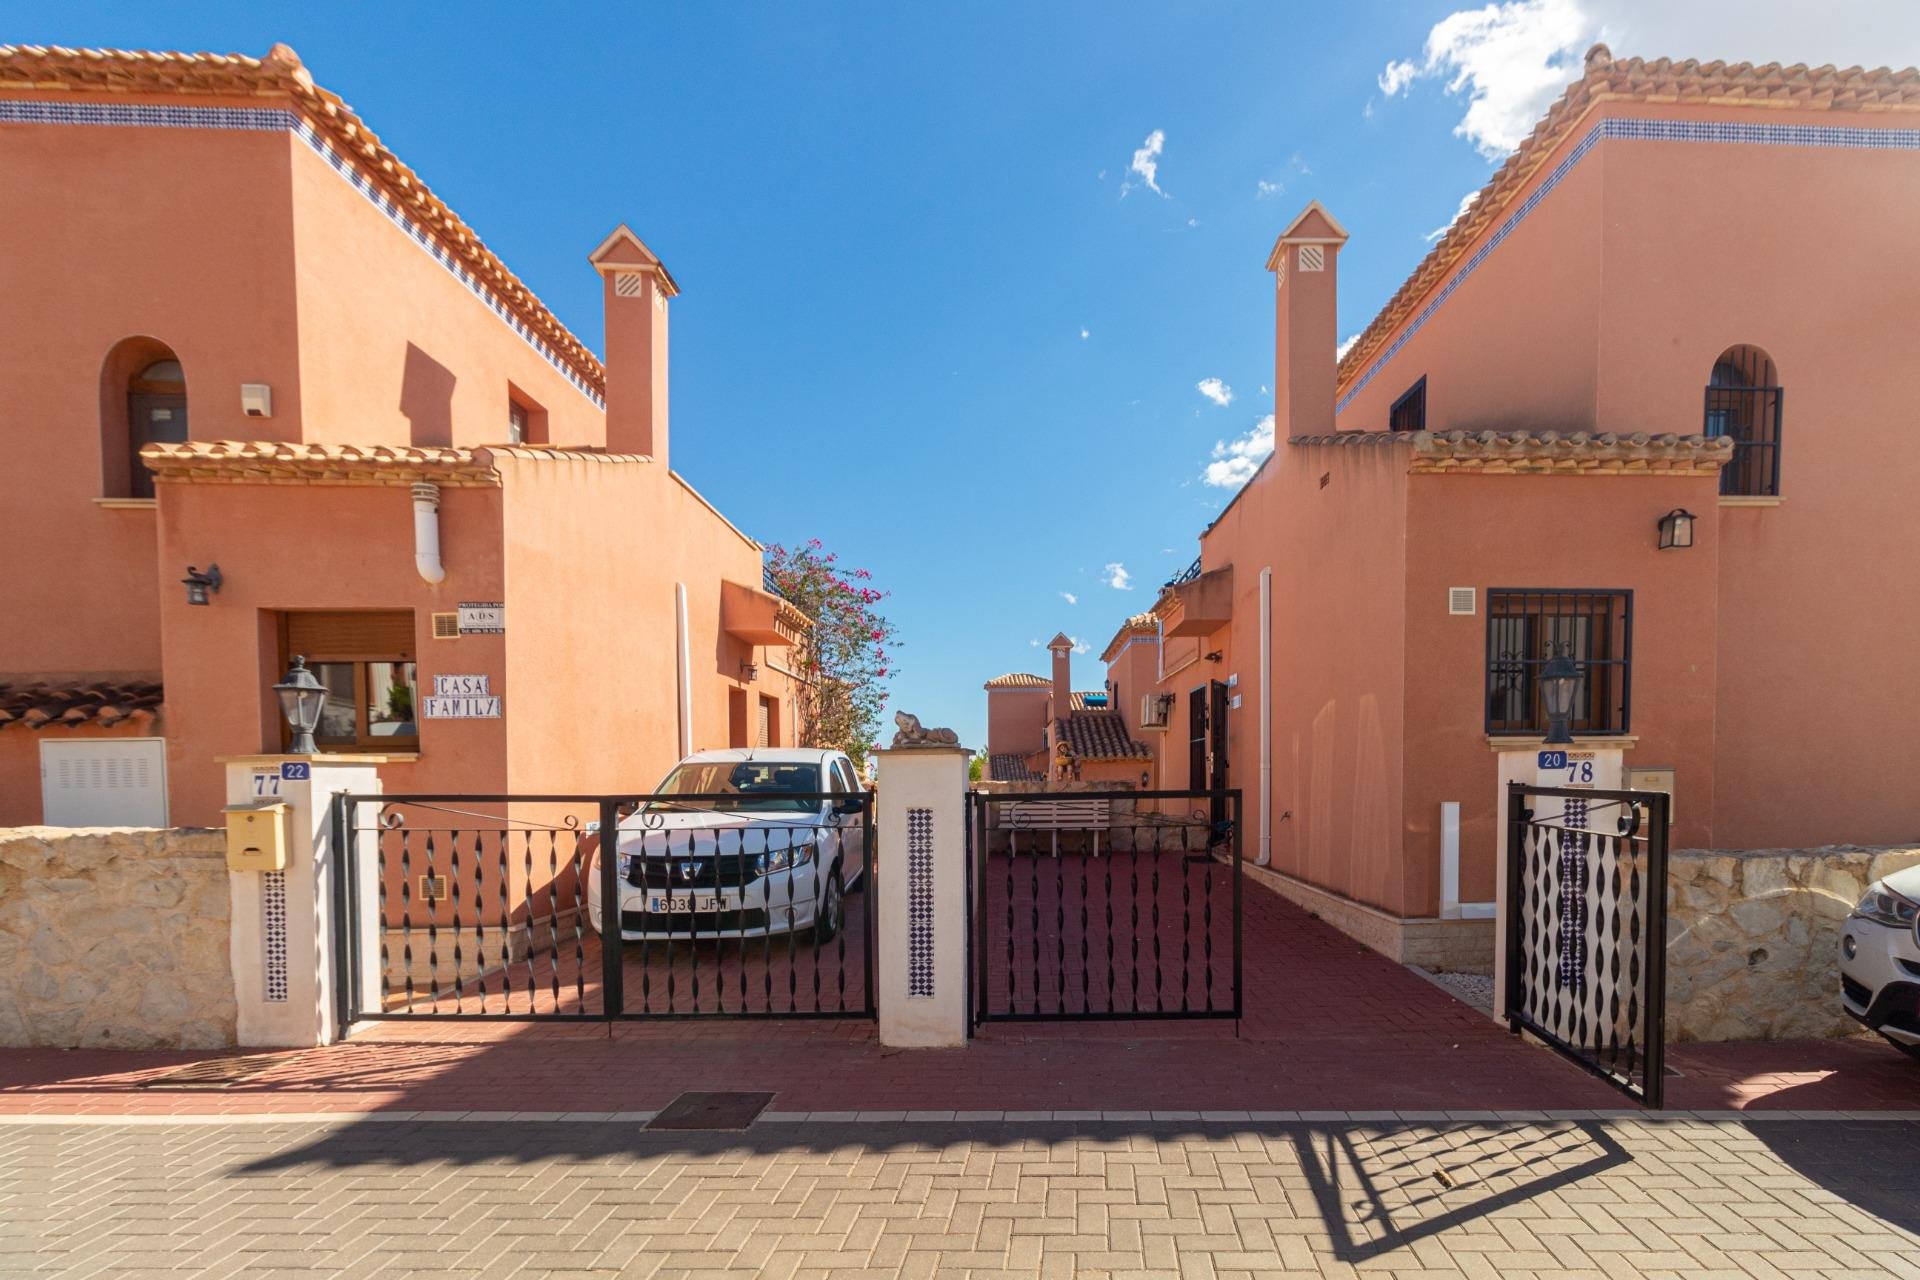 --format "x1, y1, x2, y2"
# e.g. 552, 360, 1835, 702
674, 582, 693, 757
411, 483, 446, 585
1257, 565, 1272, 867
